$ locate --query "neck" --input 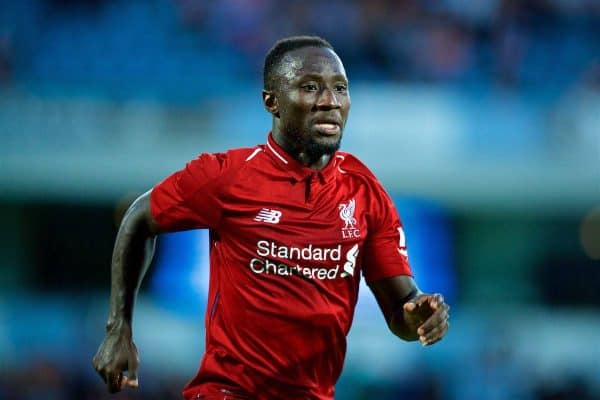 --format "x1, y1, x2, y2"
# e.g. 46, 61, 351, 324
272, 127, 332, 171
296, 151, 332, 171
